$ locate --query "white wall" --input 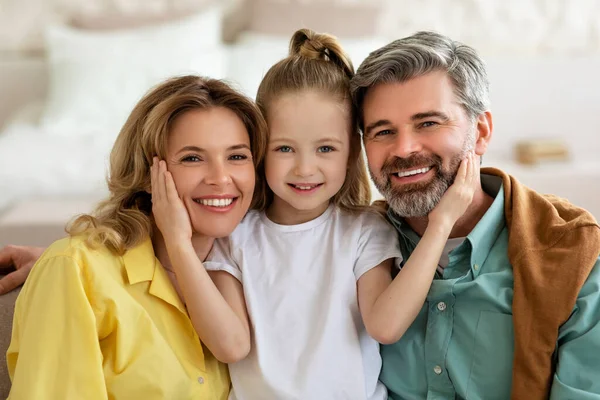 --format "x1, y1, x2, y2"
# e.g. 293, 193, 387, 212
0, 0, 598, 219
378, 0, 600, 55
2, 0, 600, 54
